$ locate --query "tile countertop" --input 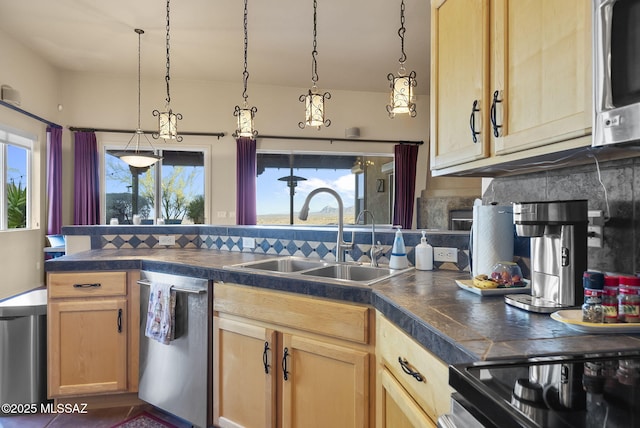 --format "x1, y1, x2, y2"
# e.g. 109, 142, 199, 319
45, 248, 640, 365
